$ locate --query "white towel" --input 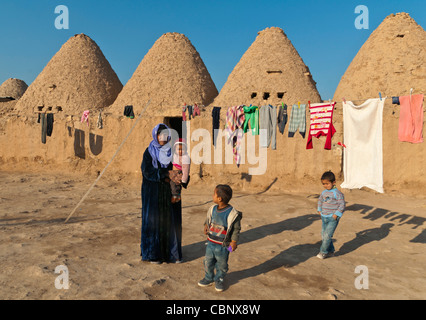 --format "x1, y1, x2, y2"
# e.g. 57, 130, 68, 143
341, 98, 385, 193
